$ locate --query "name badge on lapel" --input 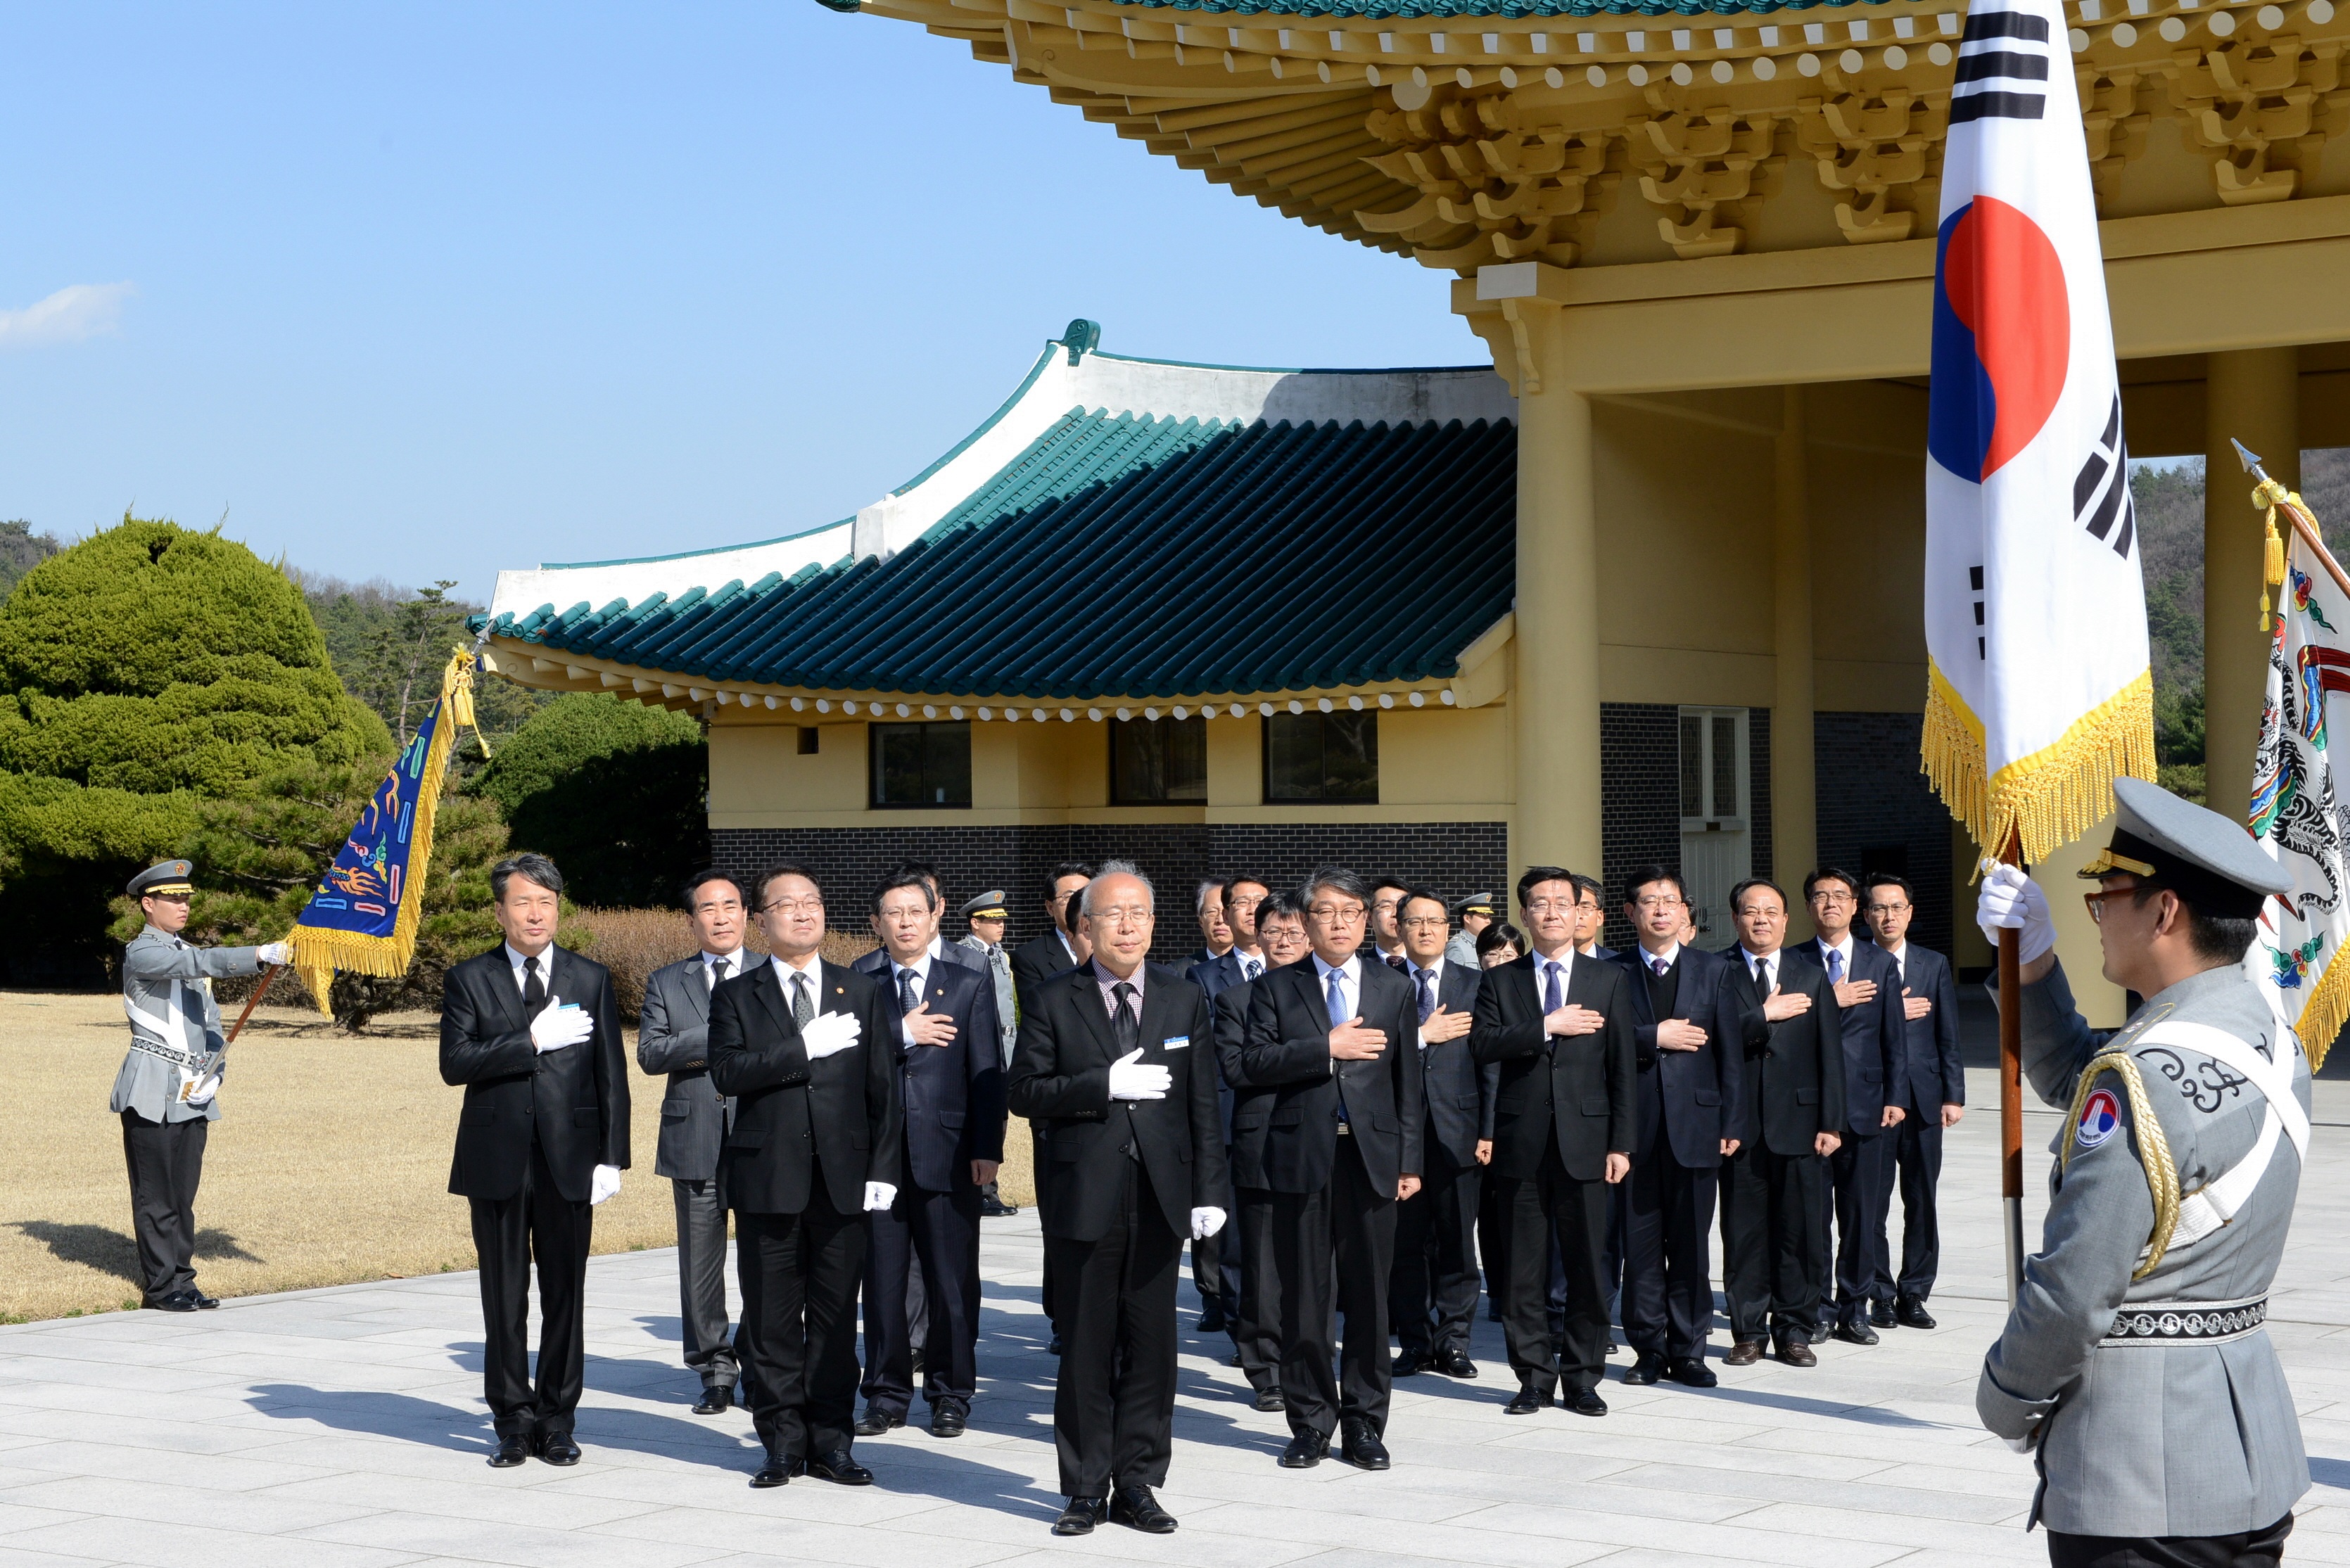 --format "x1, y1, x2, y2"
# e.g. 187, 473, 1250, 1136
1162, 1035, 1190, 1050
